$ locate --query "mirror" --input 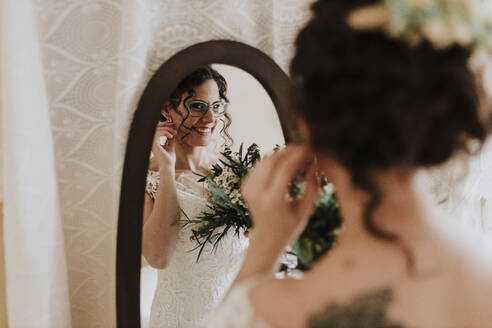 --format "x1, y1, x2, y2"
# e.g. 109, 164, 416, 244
140, 64, 285, 327
116, 40, 298, 327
